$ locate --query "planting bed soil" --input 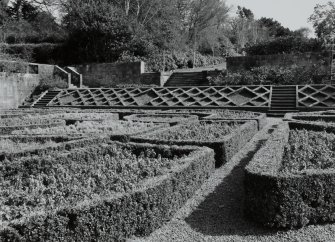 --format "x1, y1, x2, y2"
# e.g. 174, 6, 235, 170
121, 120, 258, 167
0, 141, 215, 241
123, 114, 198, 126
245, 121, 335, 228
